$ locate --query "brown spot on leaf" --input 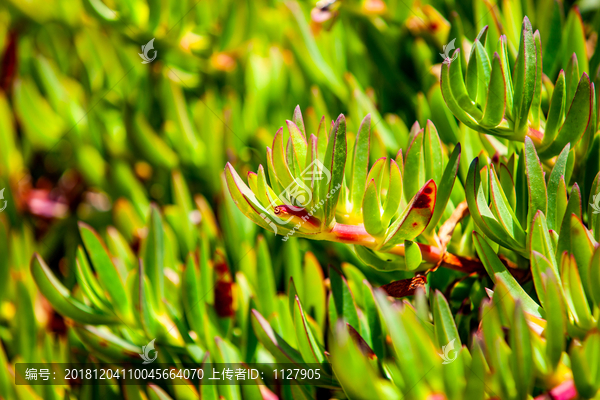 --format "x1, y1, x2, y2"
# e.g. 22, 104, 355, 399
424, 187, 433, 194
380, 275, 427, 298
412, 194, 431, 209
1, 30, 18, 92
214, 281, 234, 317
214, 250, 234, 317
